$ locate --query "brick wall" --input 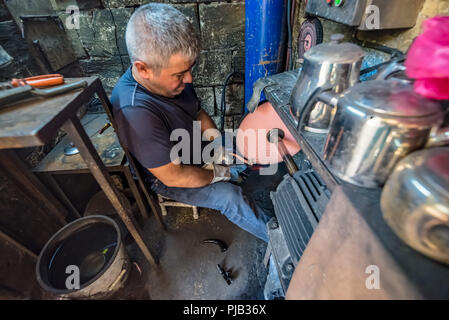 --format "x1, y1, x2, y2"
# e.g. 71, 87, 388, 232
64, 0, 245, 129
0, 0, 245, 129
